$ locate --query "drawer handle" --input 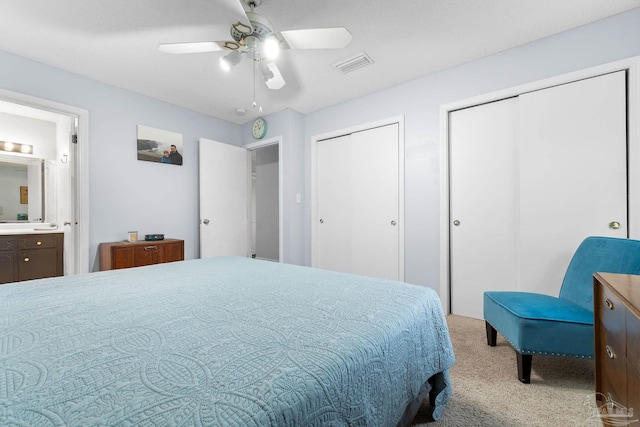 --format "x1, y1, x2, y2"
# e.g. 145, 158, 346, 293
605, 299, 614, 310
36, 241, 42, 246
144, 246, 158, 251
606, 345, 616, 359
23, 257, 30, 262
